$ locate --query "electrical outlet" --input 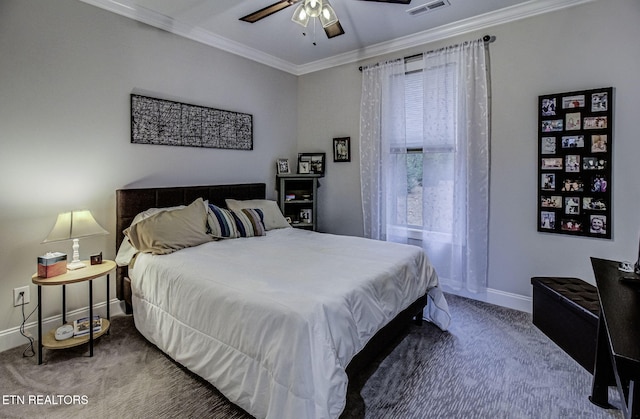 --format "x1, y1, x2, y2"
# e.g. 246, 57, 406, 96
13, 286, 30, 306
